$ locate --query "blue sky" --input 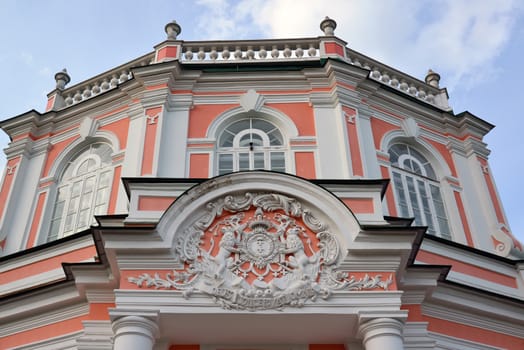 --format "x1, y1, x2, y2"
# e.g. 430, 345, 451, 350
1, 0, 523, 244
